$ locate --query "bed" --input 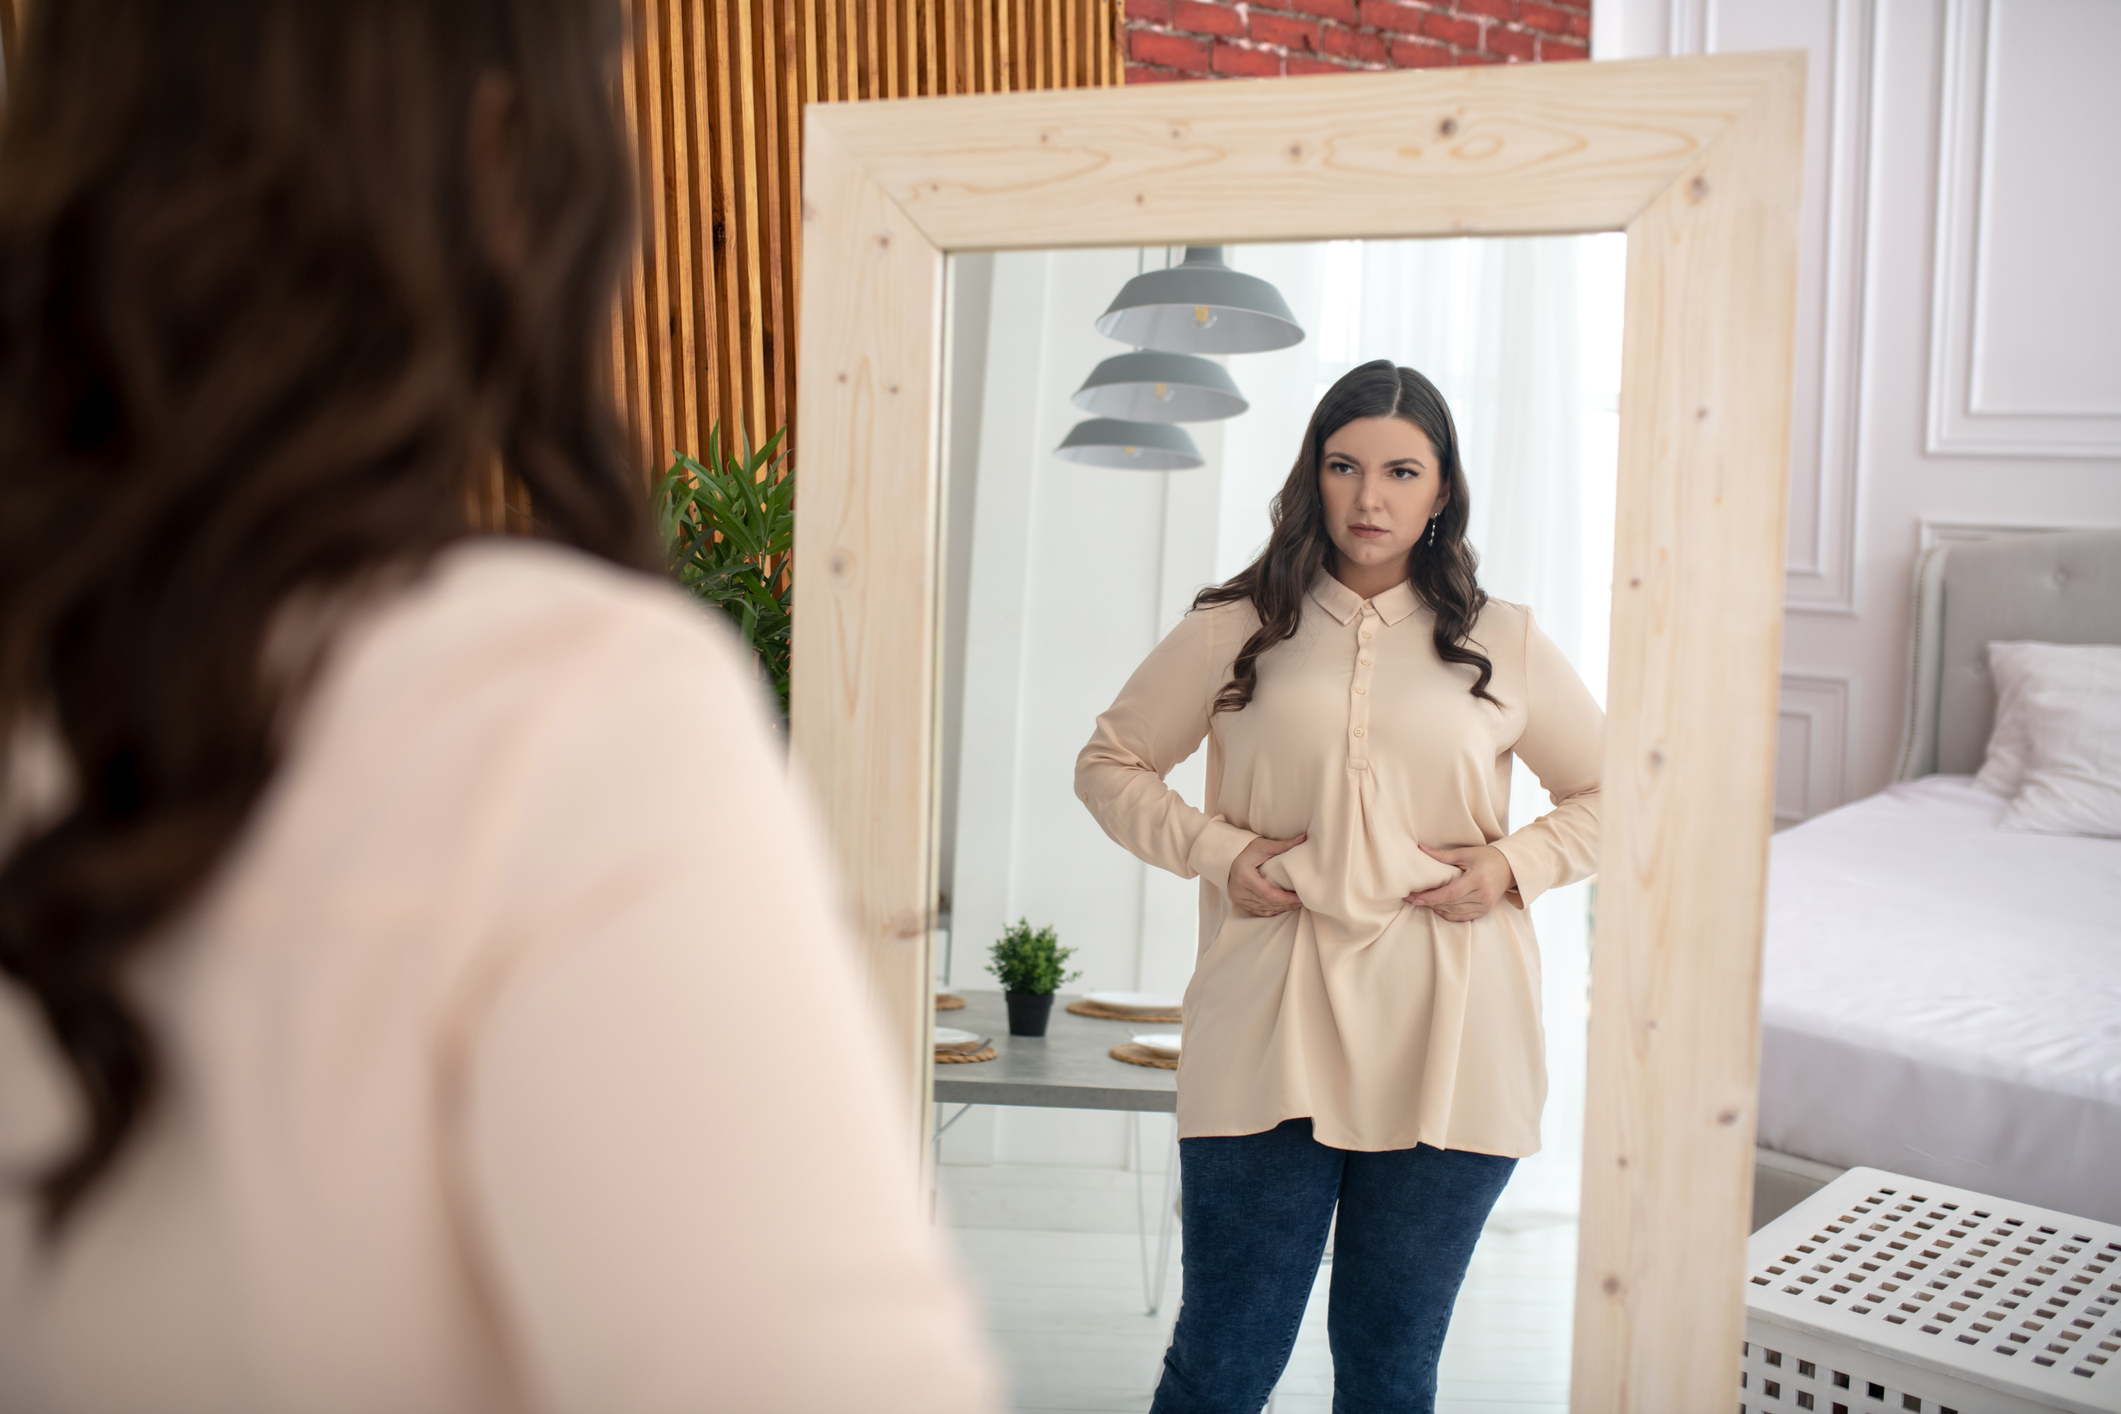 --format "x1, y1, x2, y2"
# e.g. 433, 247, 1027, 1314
1753, 528, 2121, 1227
